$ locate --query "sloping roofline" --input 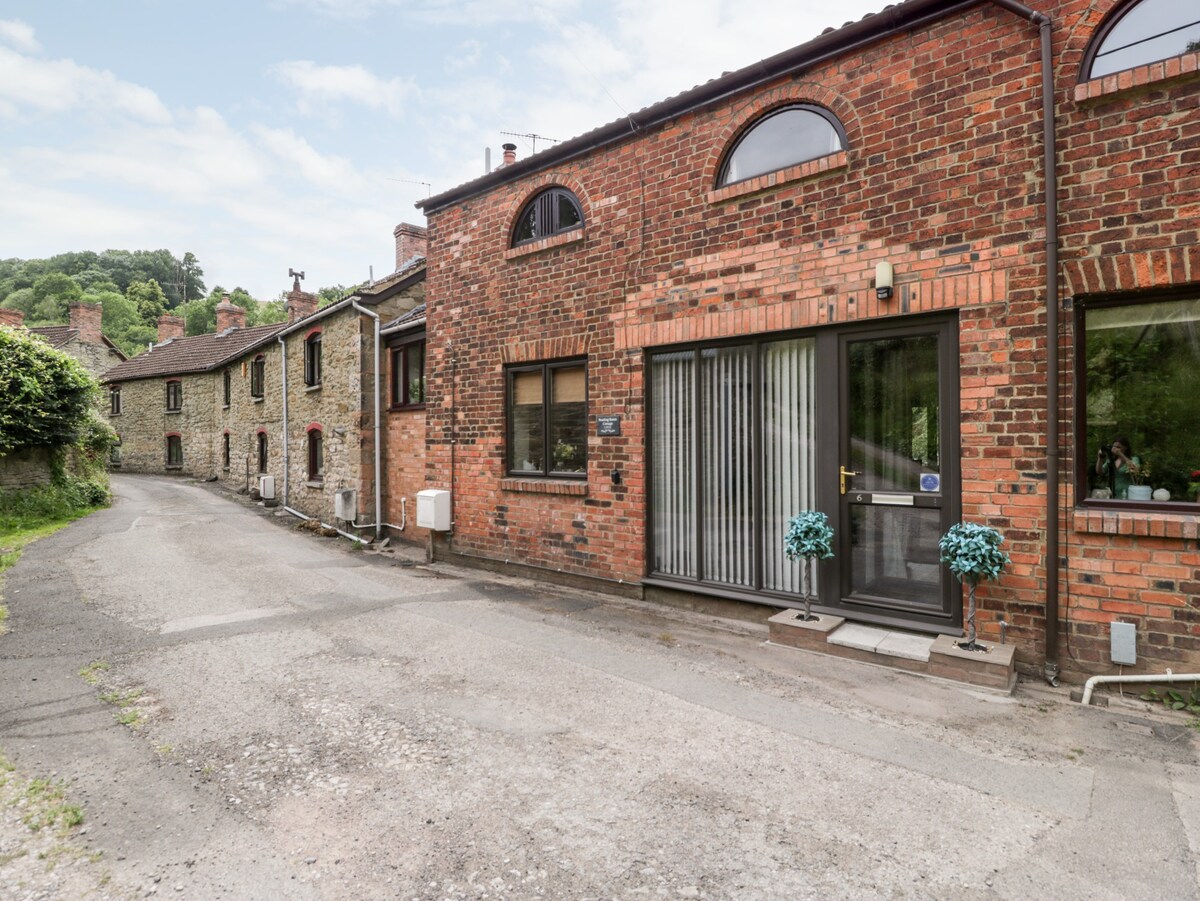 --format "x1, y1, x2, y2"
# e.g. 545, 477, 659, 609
417, 0, 983, 215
